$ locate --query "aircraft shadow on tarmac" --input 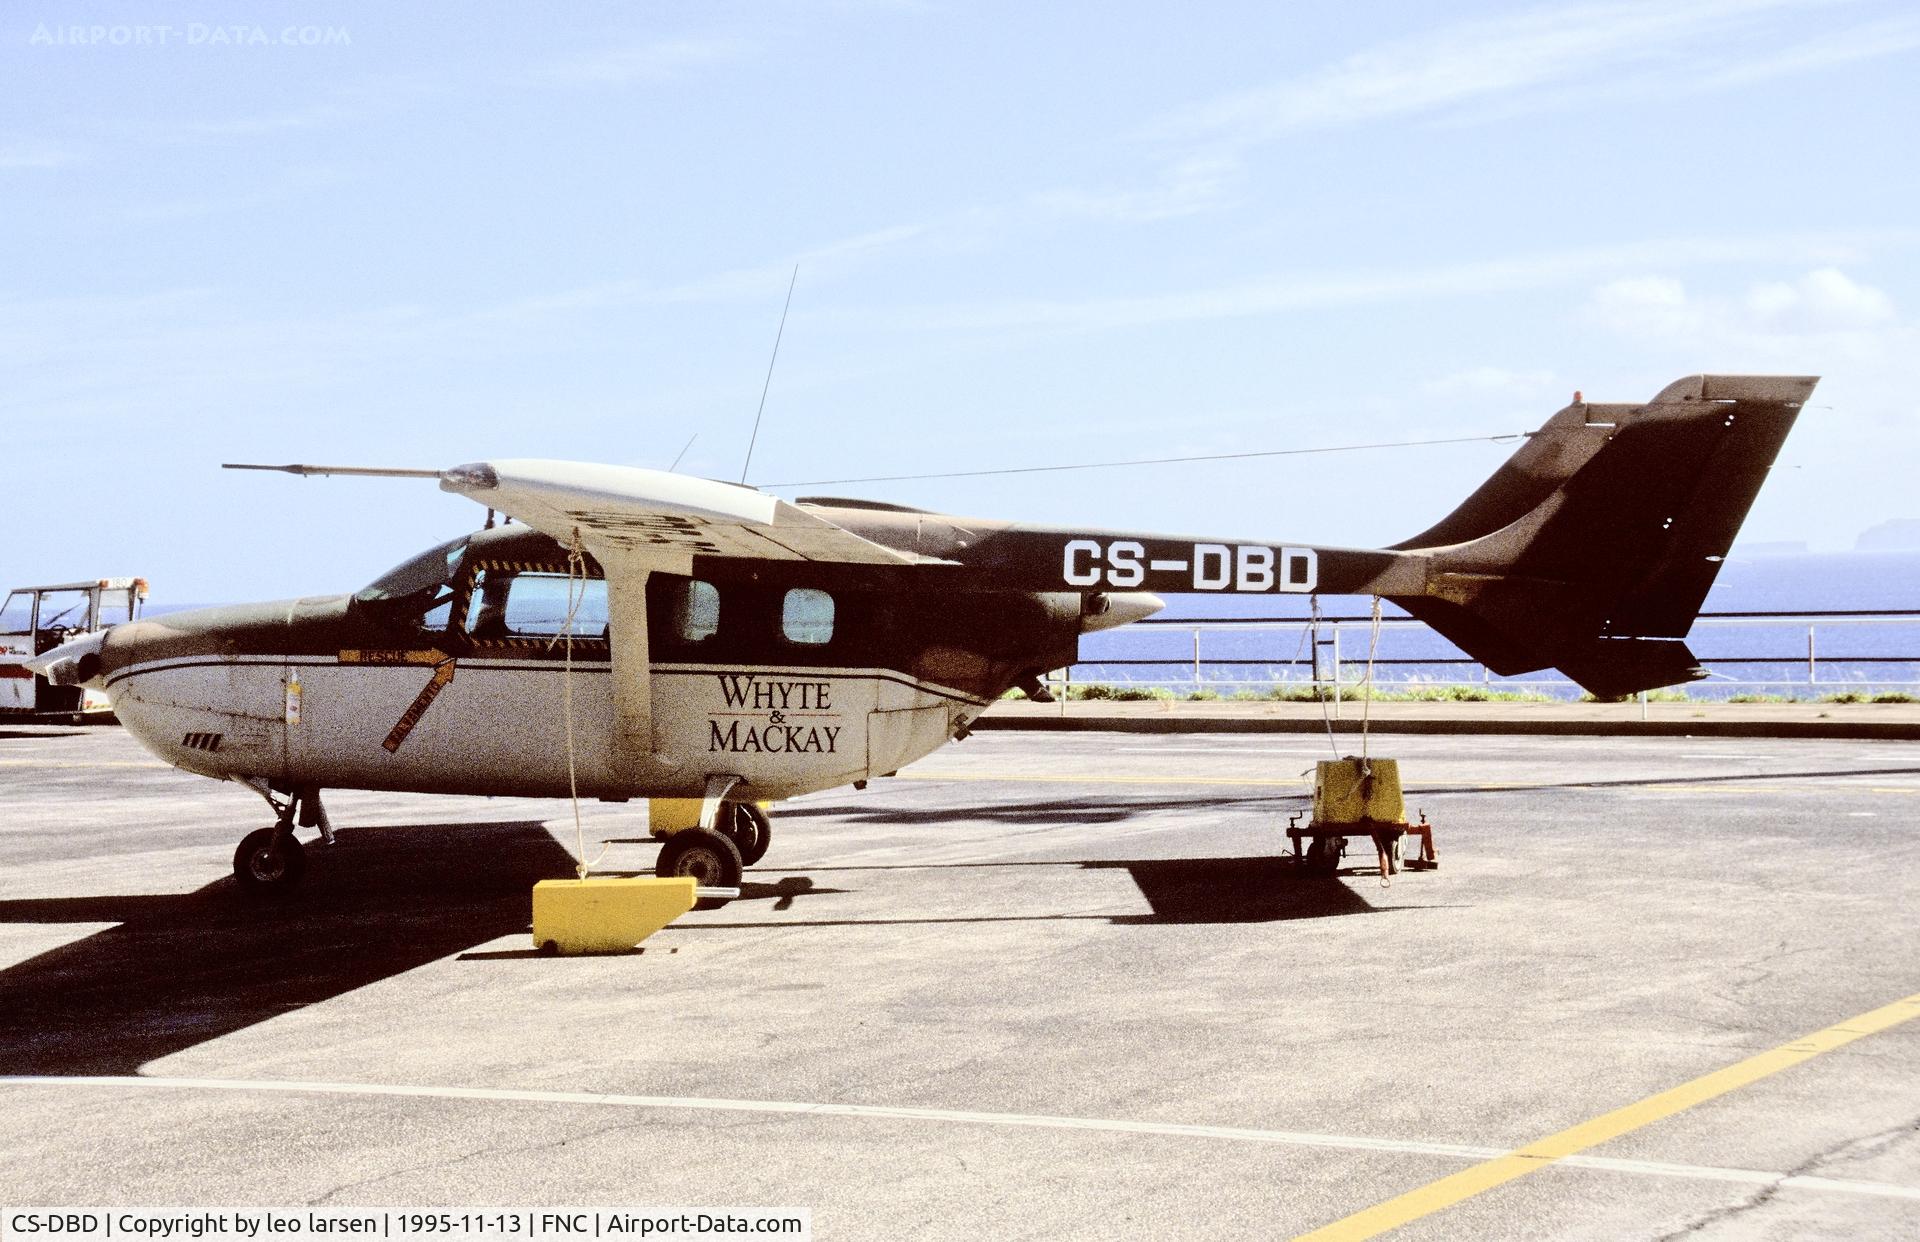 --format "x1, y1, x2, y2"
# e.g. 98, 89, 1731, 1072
688, 856, 1424, 931
0, 825, 1419, 1075
772, 792, 1294, 828
0, 821, 577, 1077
